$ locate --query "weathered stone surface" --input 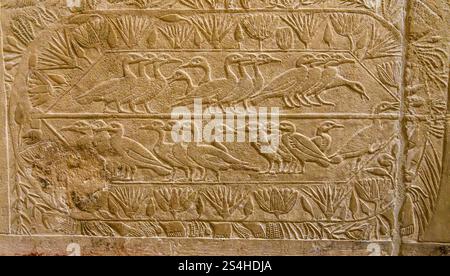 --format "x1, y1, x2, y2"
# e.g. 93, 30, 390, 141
0, 0, 448, 256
